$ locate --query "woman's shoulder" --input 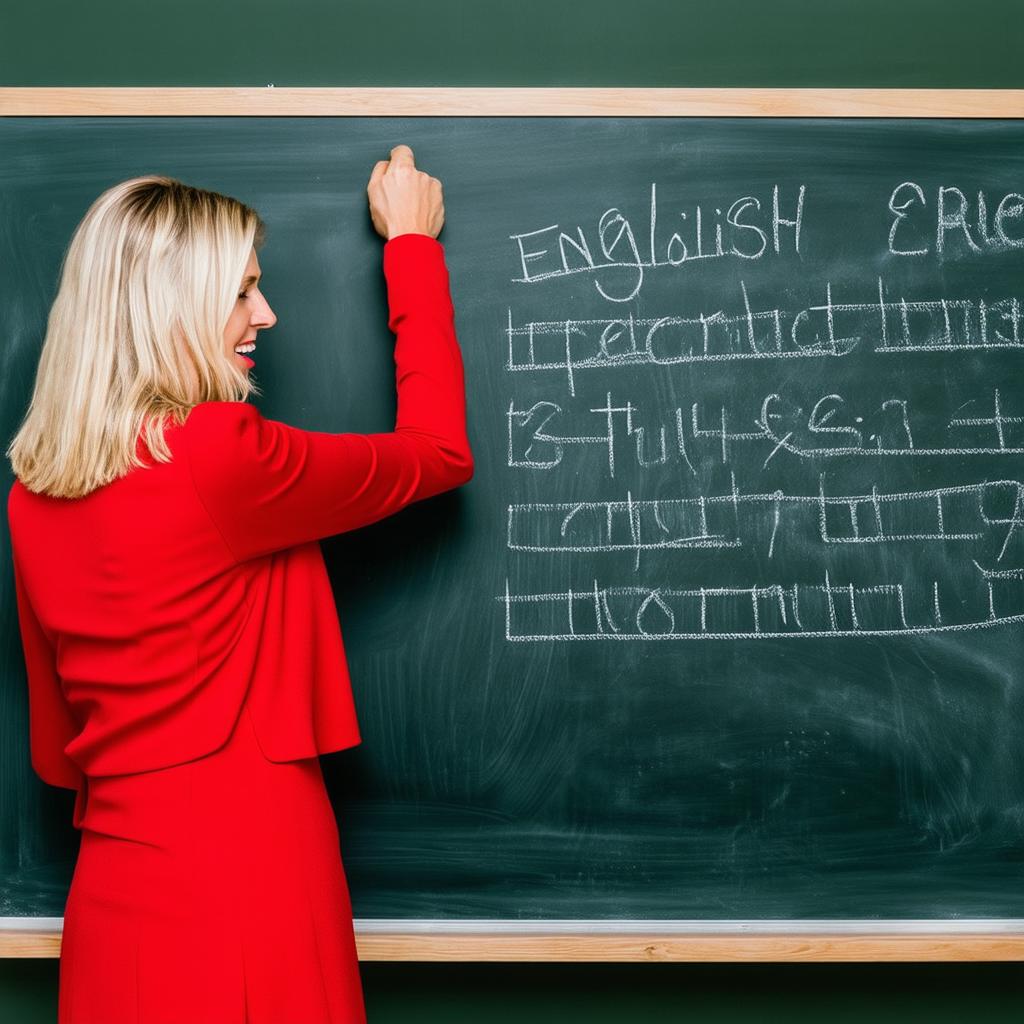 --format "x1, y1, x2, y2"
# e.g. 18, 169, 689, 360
183, 399, 258, 424
176, 401, 274, 477
179, 400, 263, 439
